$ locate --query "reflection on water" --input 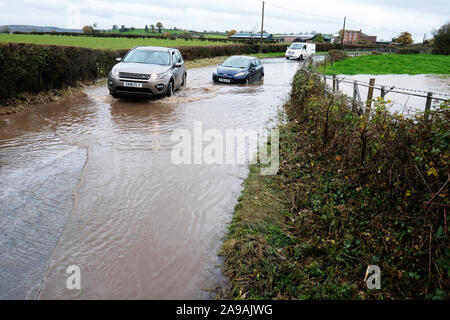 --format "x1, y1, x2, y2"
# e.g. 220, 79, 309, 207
0, 58, 301, 299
